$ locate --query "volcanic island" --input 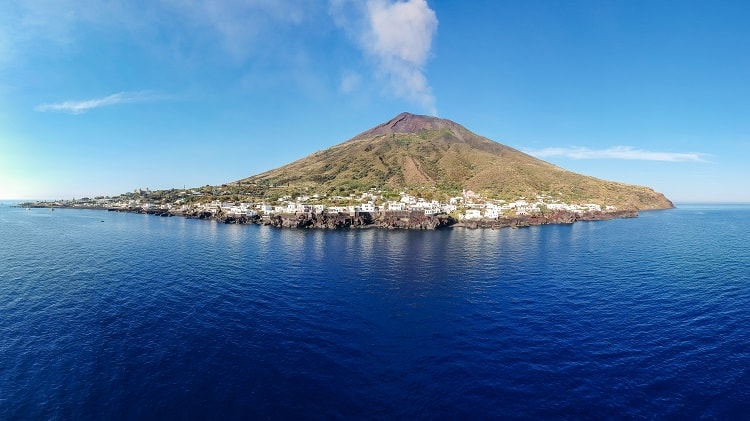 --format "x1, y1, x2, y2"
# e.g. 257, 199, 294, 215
23, 112, 674, 229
